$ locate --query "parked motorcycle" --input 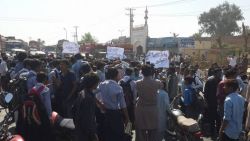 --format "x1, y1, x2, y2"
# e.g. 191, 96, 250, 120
50, 111, 75, 141
0, 93, 24, 141
166, 95, 204, 141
